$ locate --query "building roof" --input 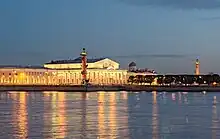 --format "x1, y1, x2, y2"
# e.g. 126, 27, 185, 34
45, 57, 107, 64
129, 62, 136, 67
0, 65, 122, 71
